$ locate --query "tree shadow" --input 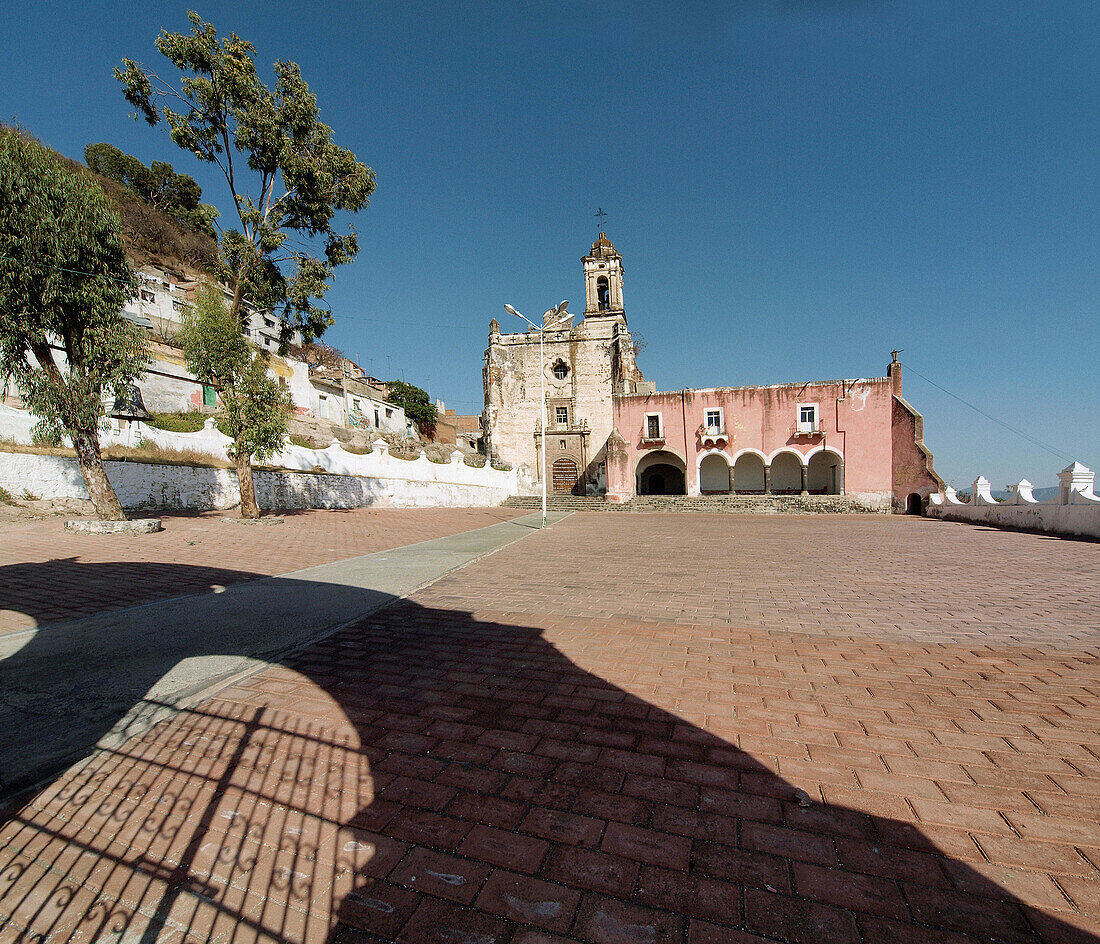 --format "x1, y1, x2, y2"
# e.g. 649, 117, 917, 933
0, 563, 1095, 943
0, 556, 265, 631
